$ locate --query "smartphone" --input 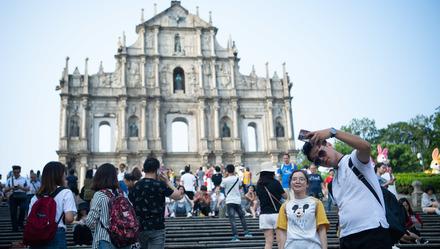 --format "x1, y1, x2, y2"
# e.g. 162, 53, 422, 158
298, 129, 311, 142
